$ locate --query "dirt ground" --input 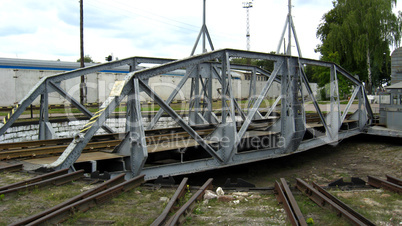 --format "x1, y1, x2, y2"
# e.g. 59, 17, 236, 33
183, 134, 401, 187
0, 134, 401, 225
